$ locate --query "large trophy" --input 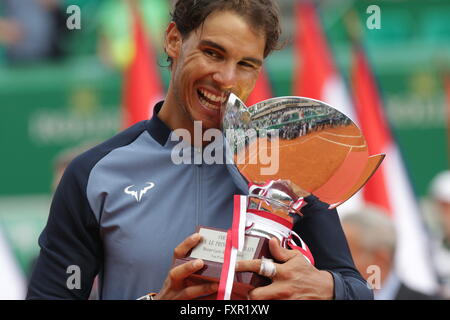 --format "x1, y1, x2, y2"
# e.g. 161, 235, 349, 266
173, 94, 385, 299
